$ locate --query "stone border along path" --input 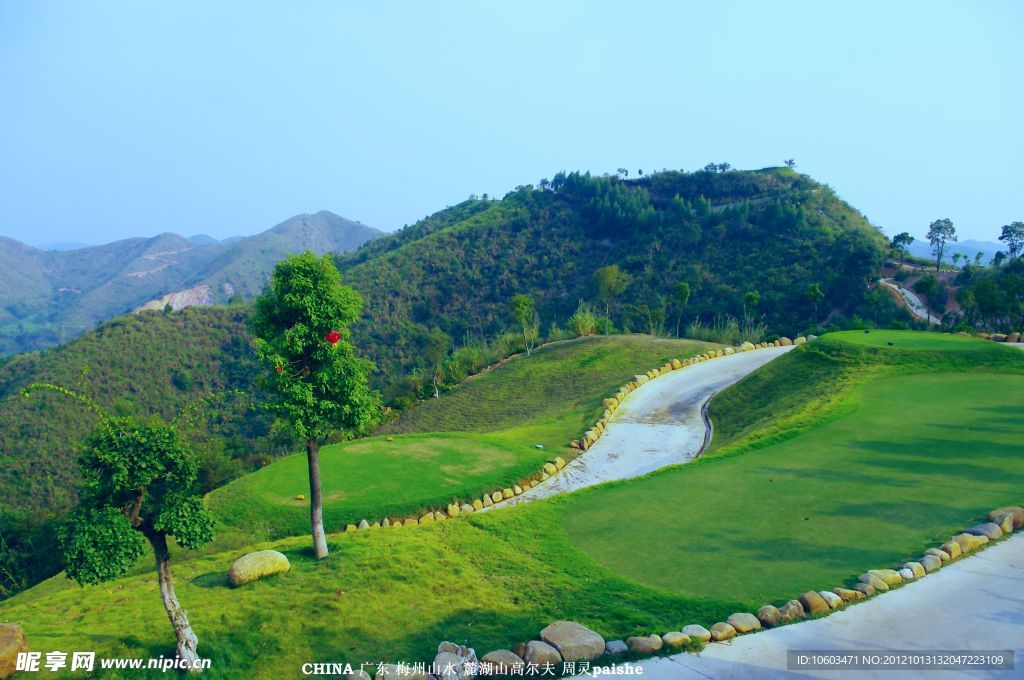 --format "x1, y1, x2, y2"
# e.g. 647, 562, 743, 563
337, 338, 805, 530
638, 528, 1024, 680
490, 341, 796, 509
